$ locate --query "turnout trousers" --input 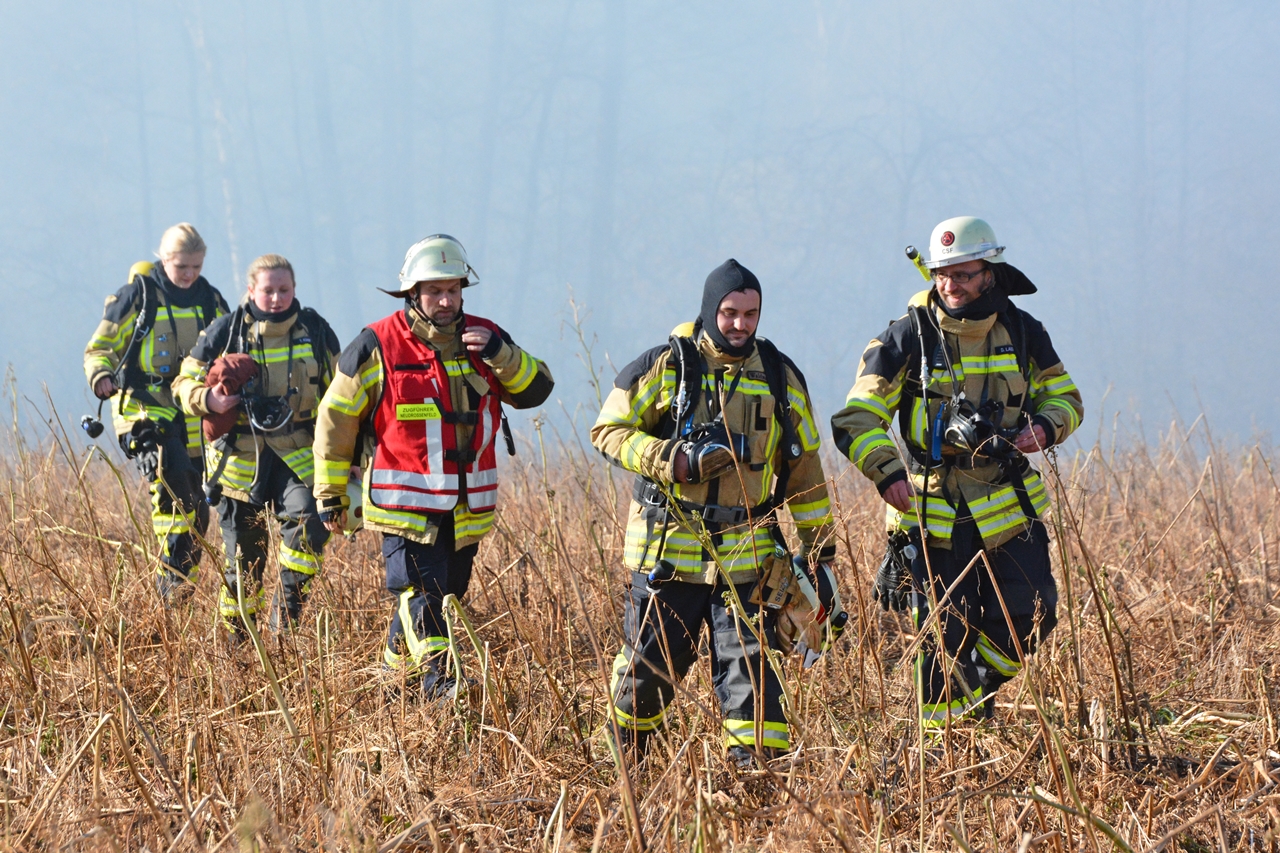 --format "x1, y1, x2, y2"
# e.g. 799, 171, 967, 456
609, 573, 788, 752
382, 513, 479, 675
911, 518, 1058, 727
135, 414, 209, 601
217, 447, 329, 632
